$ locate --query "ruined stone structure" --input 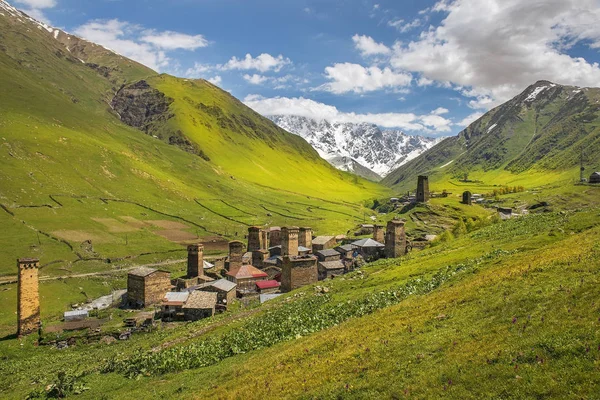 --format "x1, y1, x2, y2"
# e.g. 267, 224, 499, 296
17, 258, 40, 336
268, 227, 282, 247
186, 244, 204, 278
281, 226, 299, 257
247, 226, 265, 252
281, 255, 318, 292
462, 191, 472, 205
127, 267, 171, 308
417, 175, 430, 202
298, 227, 313, 249
373, 225, 385, 243
385, 220, 407, 259
228, 241, 245, 271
